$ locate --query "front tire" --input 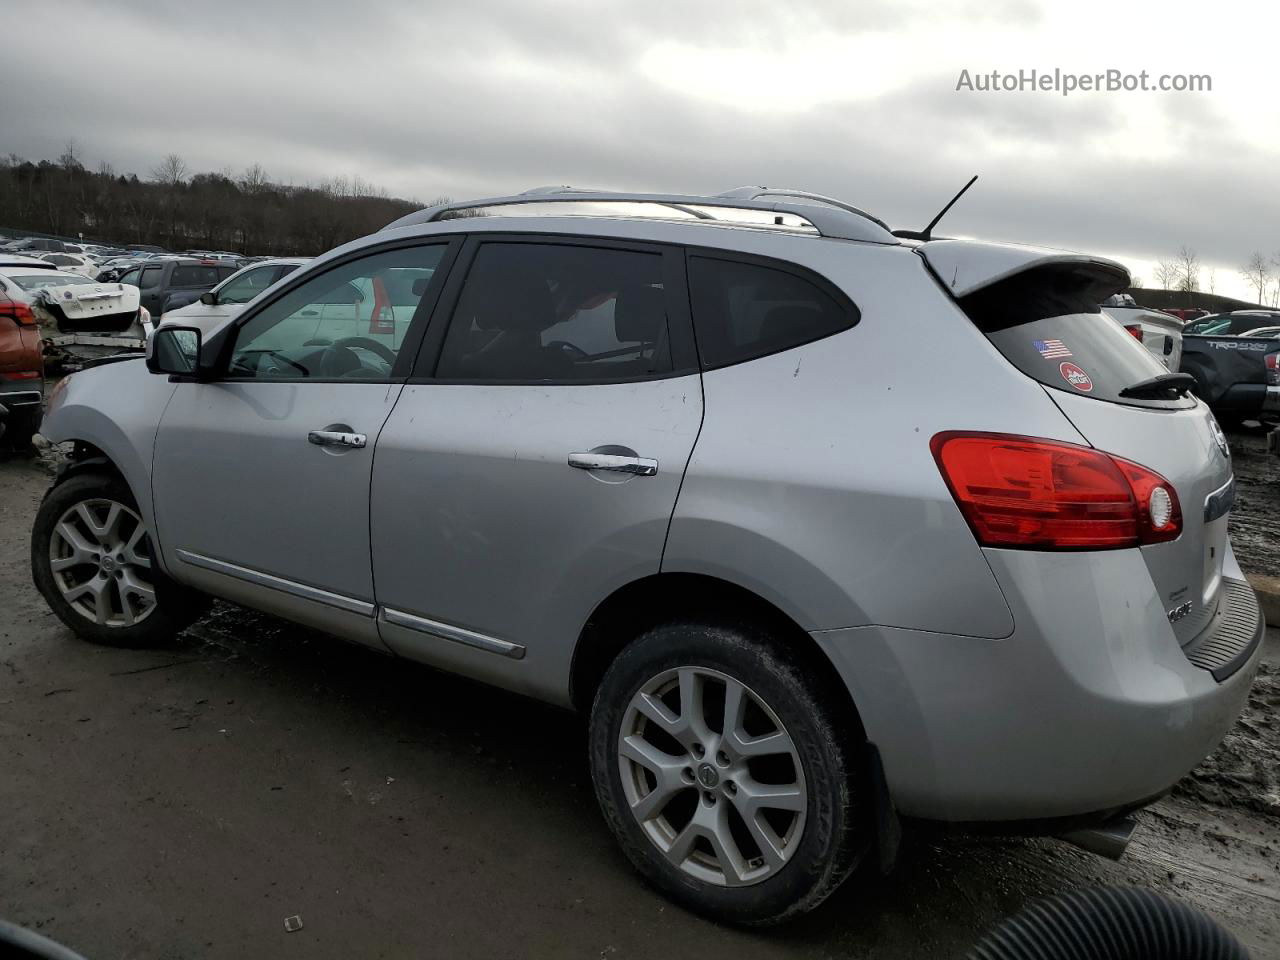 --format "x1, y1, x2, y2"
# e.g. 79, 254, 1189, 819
31, 472, 208, 647
588, 620, 866, 925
